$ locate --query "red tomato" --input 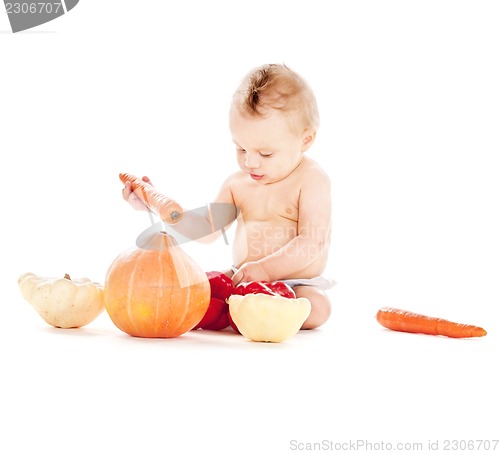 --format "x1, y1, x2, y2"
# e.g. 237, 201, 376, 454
193, 297, 226, 330
234, 281, 295, 298
206, 271, 235, 301
233, 281, 274, 296
202, 305, 230, 330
